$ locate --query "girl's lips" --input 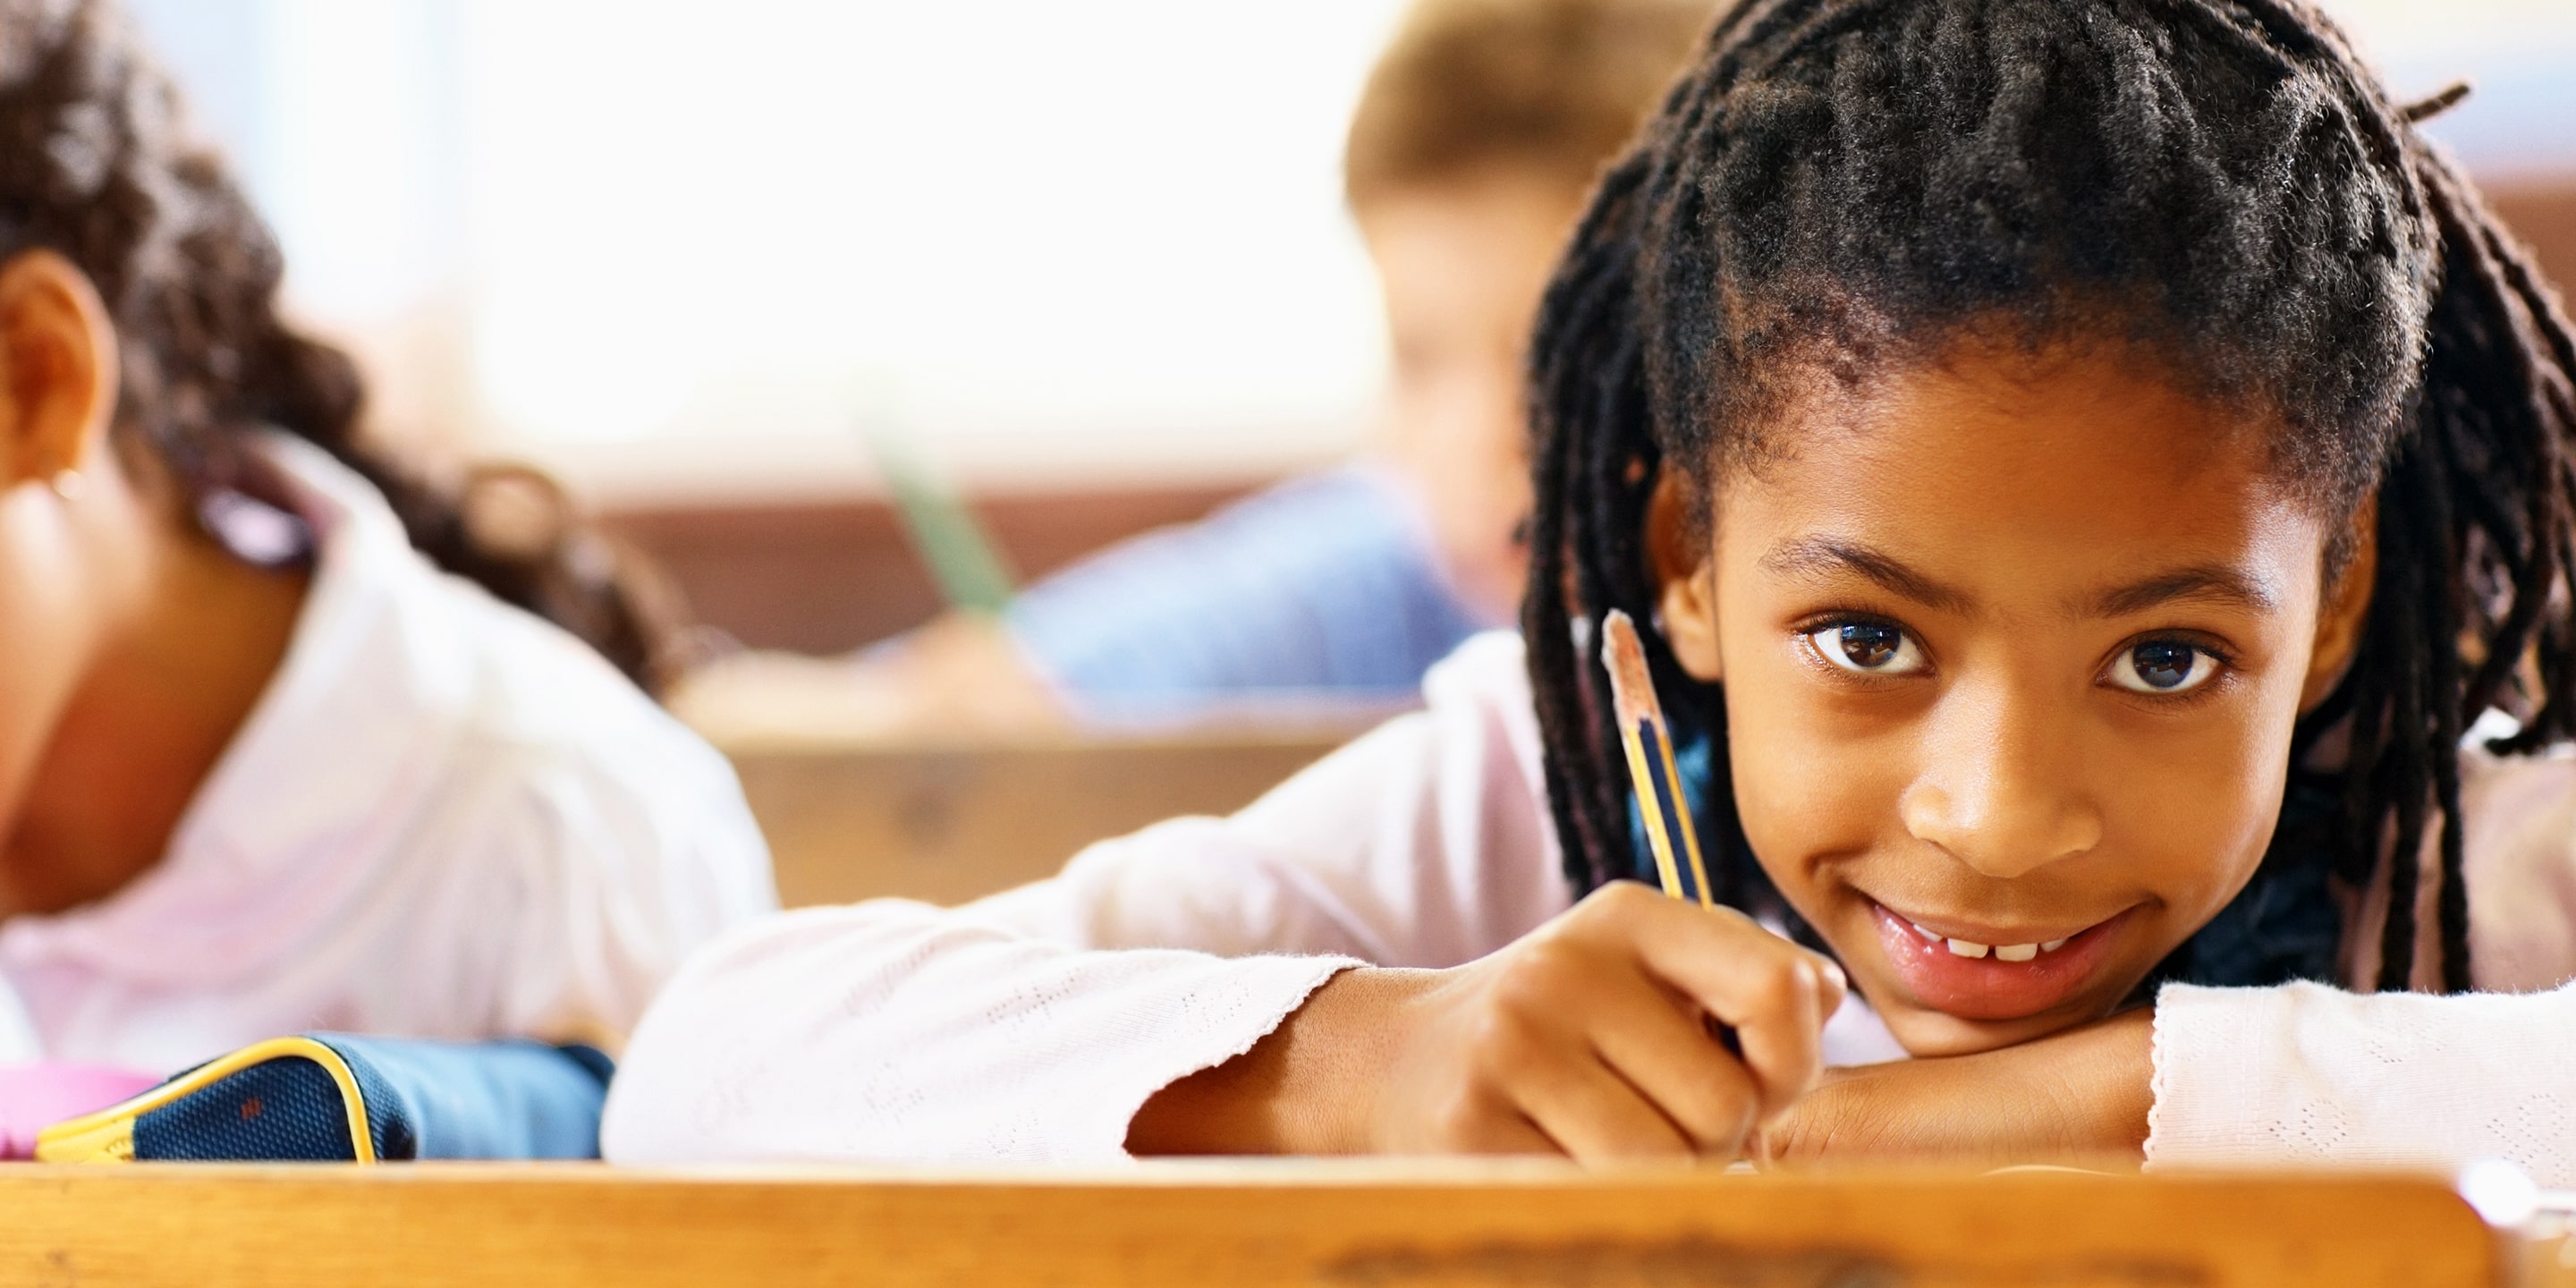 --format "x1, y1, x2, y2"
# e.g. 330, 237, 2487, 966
1866, 902, 2133, 1021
